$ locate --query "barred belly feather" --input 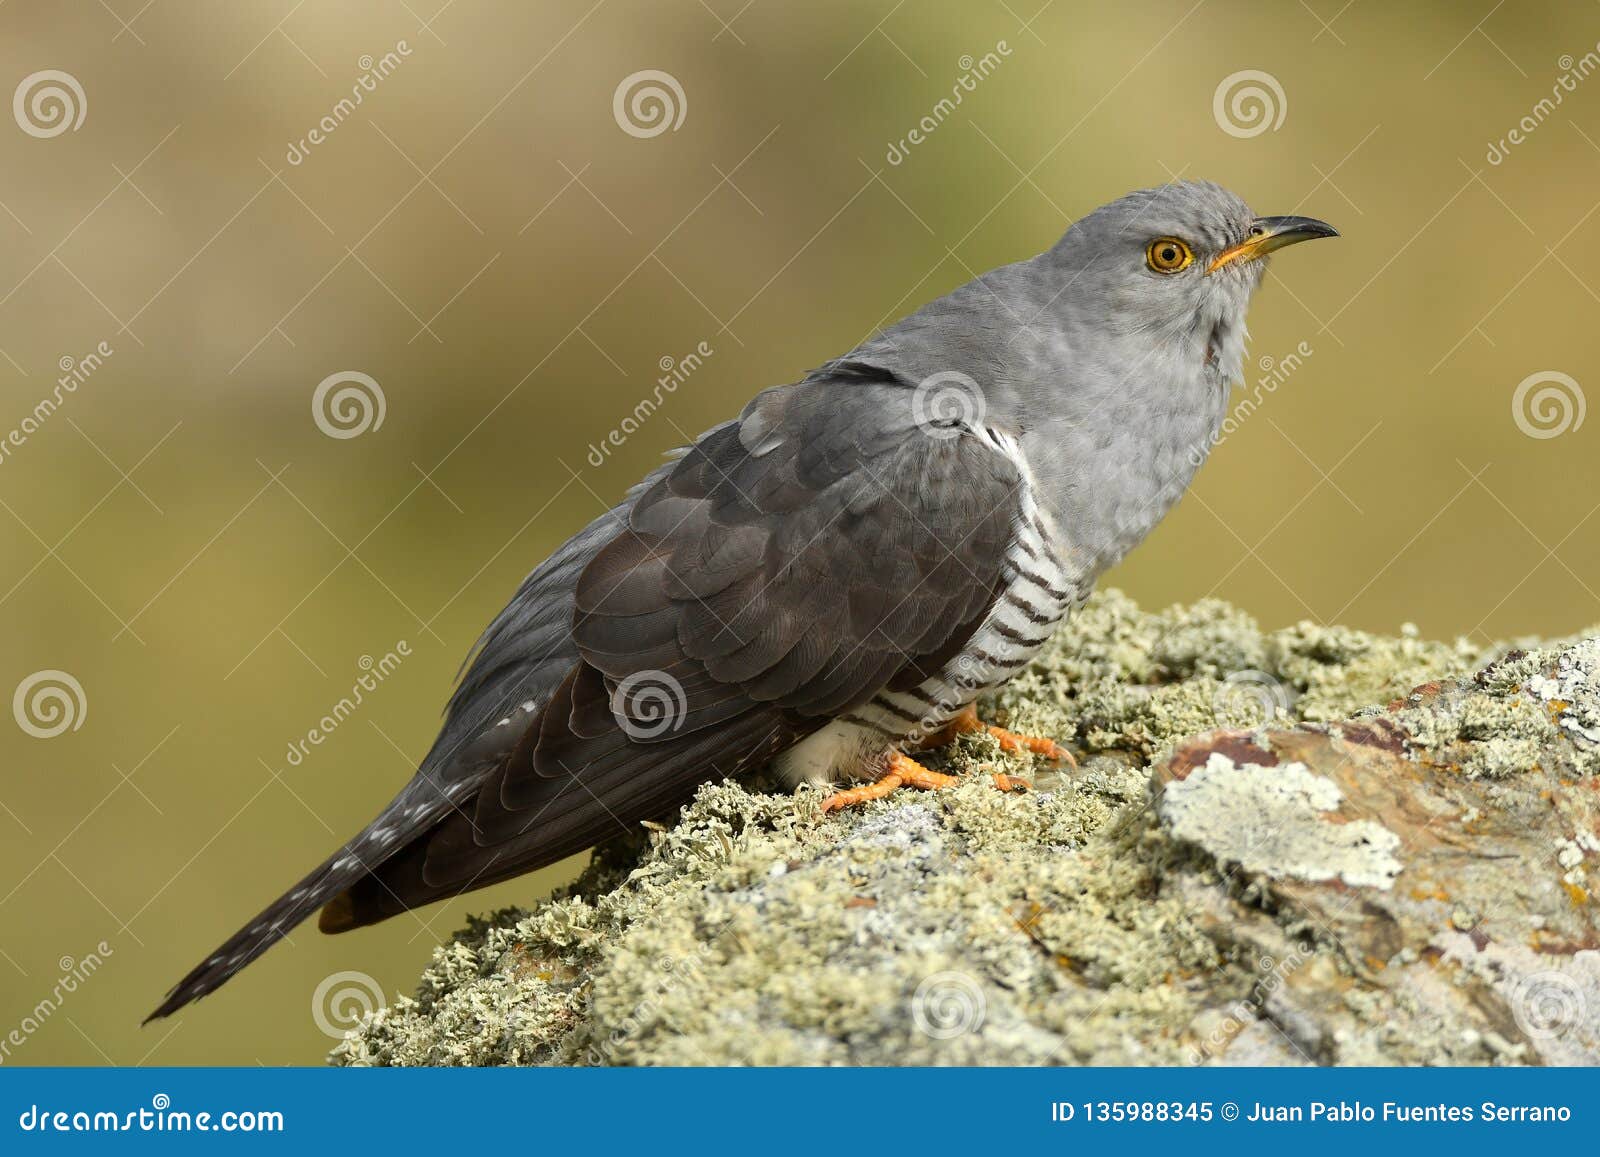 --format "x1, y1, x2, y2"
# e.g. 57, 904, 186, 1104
776, 432, 1088, 786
